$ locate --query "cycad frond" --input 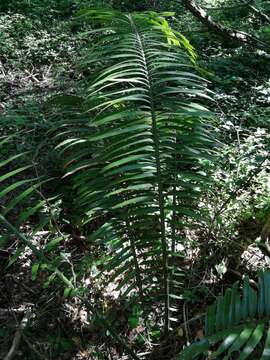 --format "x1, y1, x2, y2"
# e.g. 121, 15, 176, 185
0, 136, 45, 224
178, 271, 270, 359
57, 9, 213, 333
